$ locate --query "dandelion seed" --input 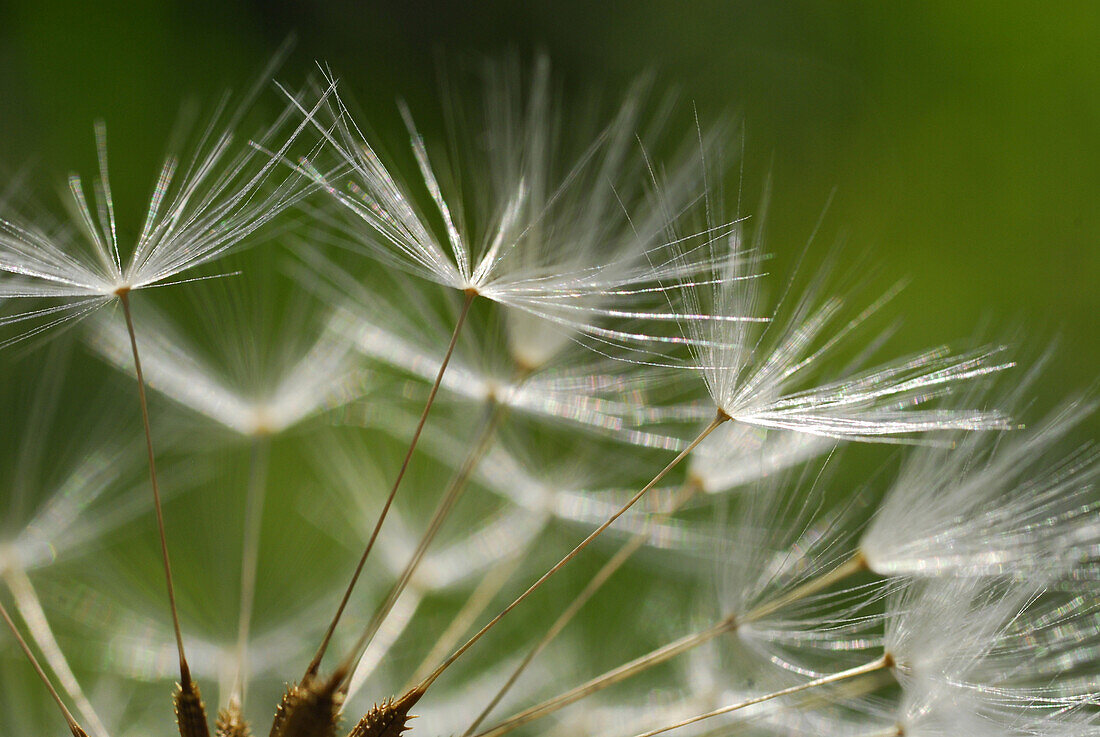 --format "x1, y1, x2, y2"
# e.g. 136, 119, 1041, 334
288, 108, 721, 686
289, 55, 741, 355
1, 56, 340, 736
88, 277, 375, 727
272, 59, 740, 701
0, 83, 331, 347
861, 396, 1100, 579
658, 221, 1014, 442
